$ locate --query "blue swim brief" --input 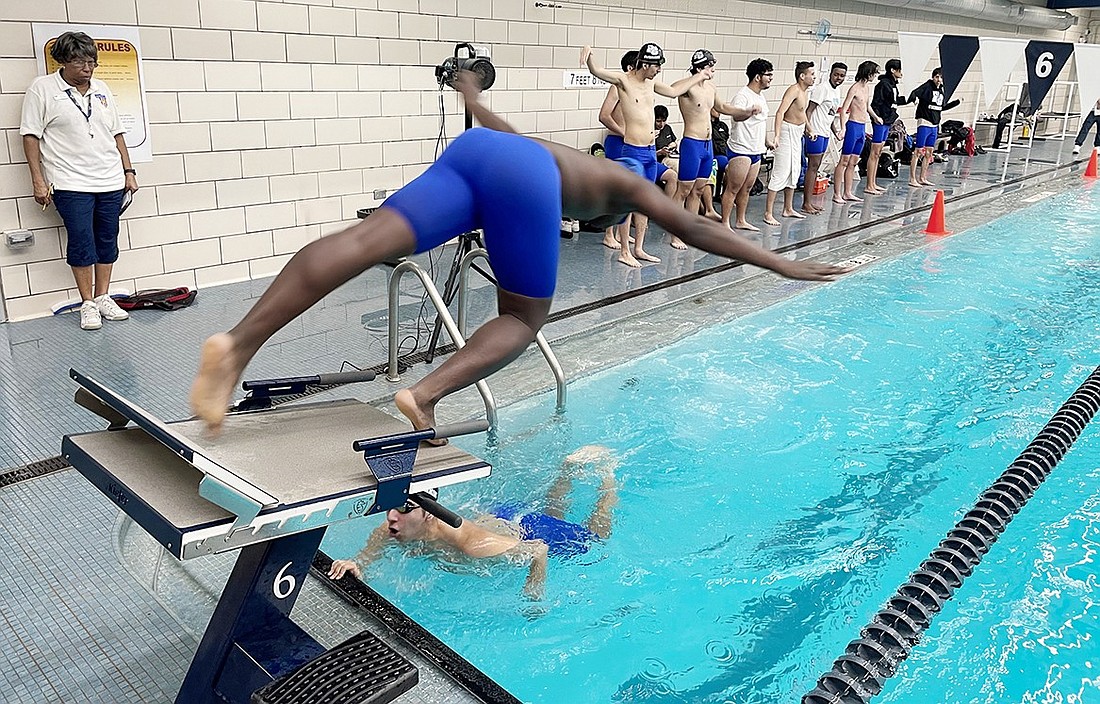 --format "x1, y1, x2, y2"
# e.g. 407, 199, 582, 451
655, 162, 670, 183
492, 504, 598, 558
915, 125, 939, 149
678, 136, 714, 181
871, 123, 891, 144
842, 122, 866, 156
604, 134, 624, 161
381, 128, 561, 299
804, 134, 829, 155
730, 152, 763, 165
620, 142, 658, 182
